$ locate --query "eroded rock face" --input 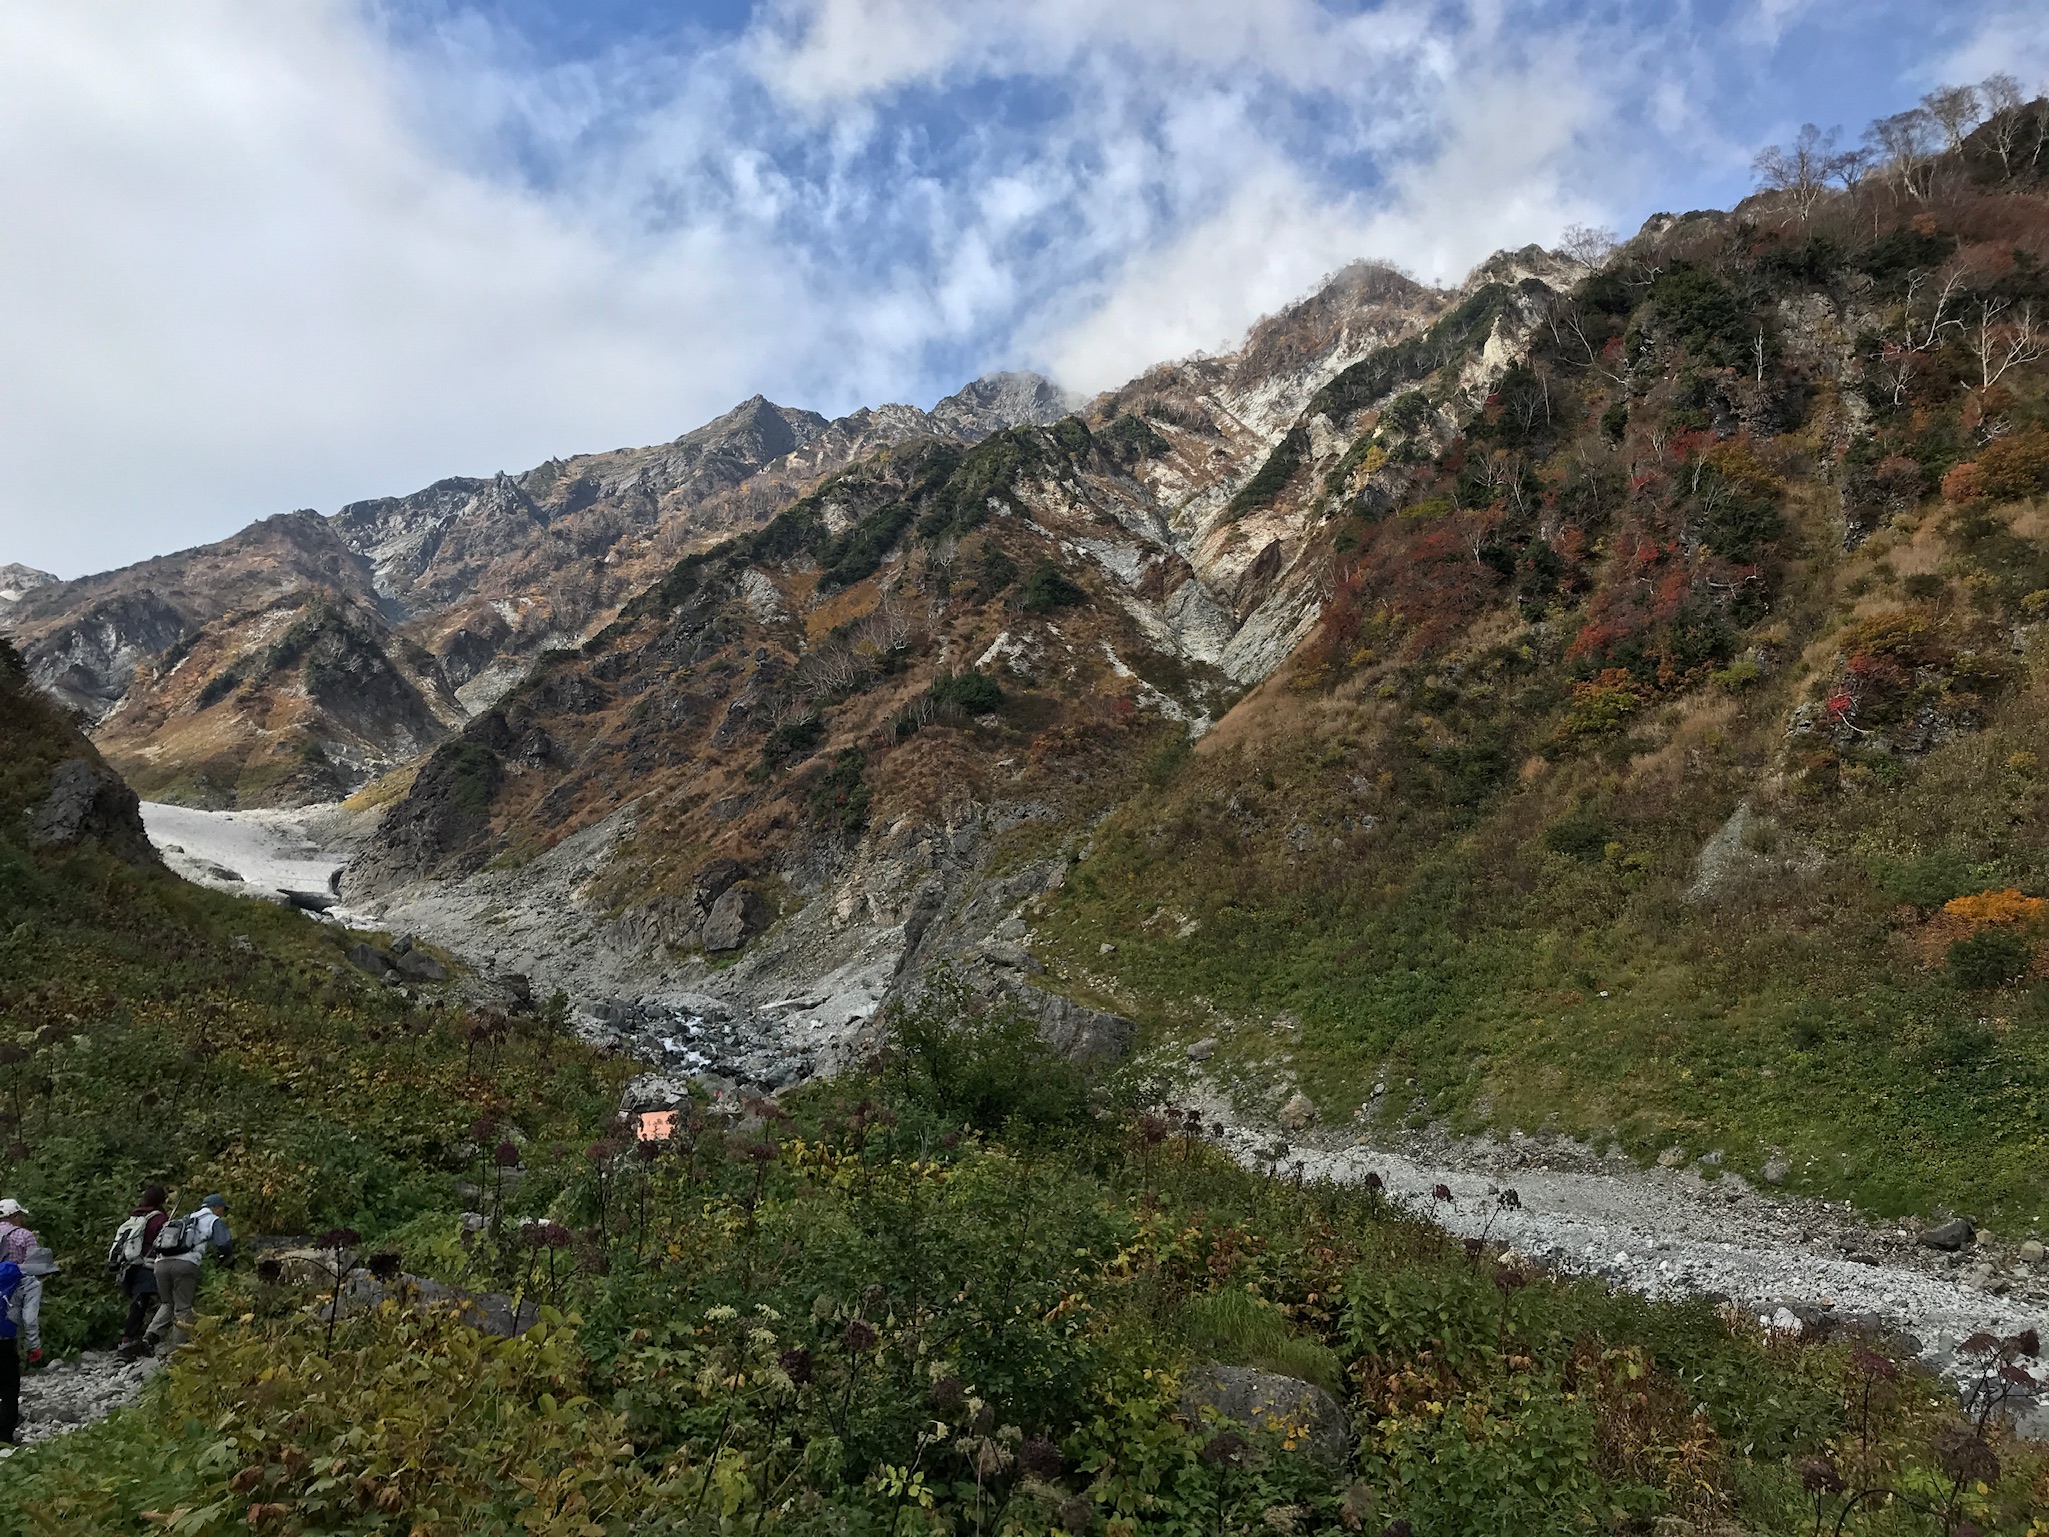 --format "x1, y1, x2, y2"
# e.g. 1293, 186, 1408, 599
28, 756, 158, 866
703, 882, 766, 952
1179, 1365, 1351, 1467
